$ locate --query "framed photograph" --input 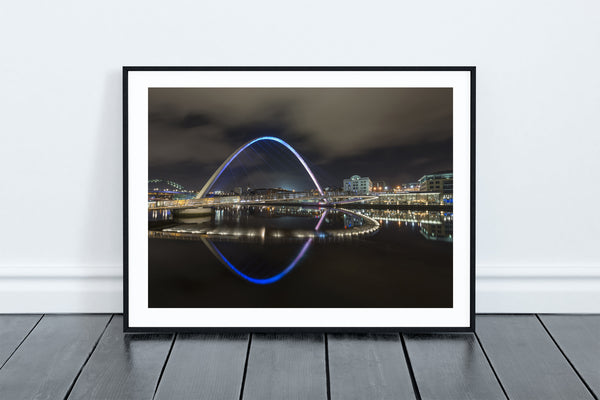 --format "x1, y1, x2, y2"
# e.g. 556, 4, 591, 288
124, 67, 475, 332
